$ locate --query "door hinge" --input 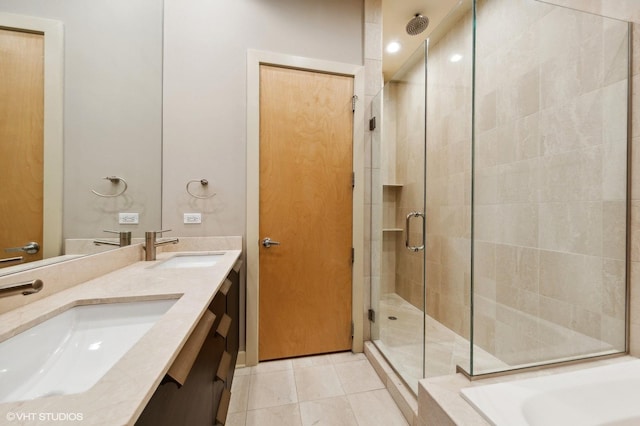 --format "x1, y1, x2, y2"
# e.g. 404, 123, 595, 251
352, 95, 358, 112
369, 116, 376, 131
351, 247, 355, 264
351, 172, 355, 189
368, 309, 376, 323
351, 321, 354, 337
